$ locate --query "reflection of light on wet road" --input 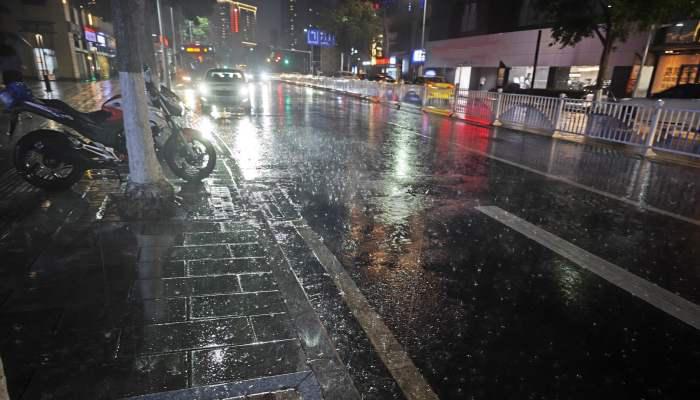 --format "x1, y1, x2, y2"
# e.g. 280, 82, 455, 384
393, 138, 411, 179
248, 82, 256, 112
553, 260, 585, 305
194, 116, 215, 141
258, 82, 271, 114
232, 118, 261, 180
182, 88, 198, 110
